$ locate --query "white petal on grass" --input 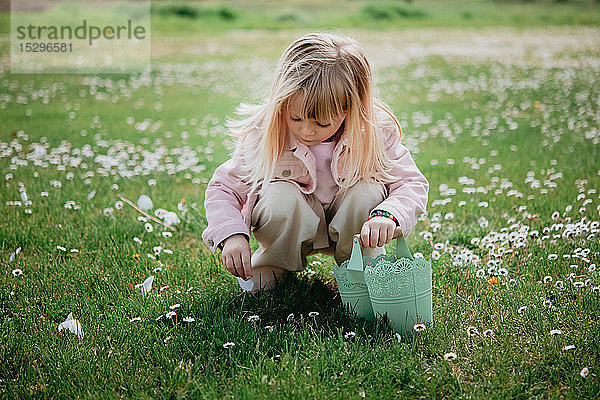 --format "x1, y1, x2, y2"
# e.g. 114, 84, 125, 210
444, 352, 457, 361
58, 313, 84, 339
129, 317, 141, 322
169, 304, 180, 310
137, 195, 153, 211
308, 311, 319, 317
237, 277, 254, 292
223, 342, 235, 349
550, 329, 563, 336
562, 345, 575, 351
141, 275, 154, 295
9, 247, 21, 262
87, 190, 96, 200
